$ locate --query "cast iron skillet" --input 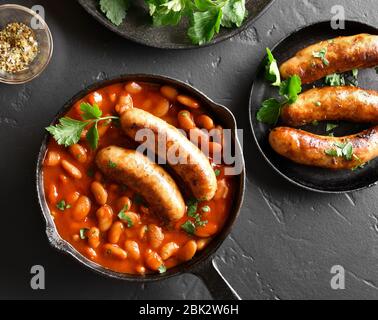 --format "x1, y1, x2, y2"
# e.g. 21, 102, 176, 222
77, 0, 275, 49
249, 20, 378, 193
36, 74, 246, 300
